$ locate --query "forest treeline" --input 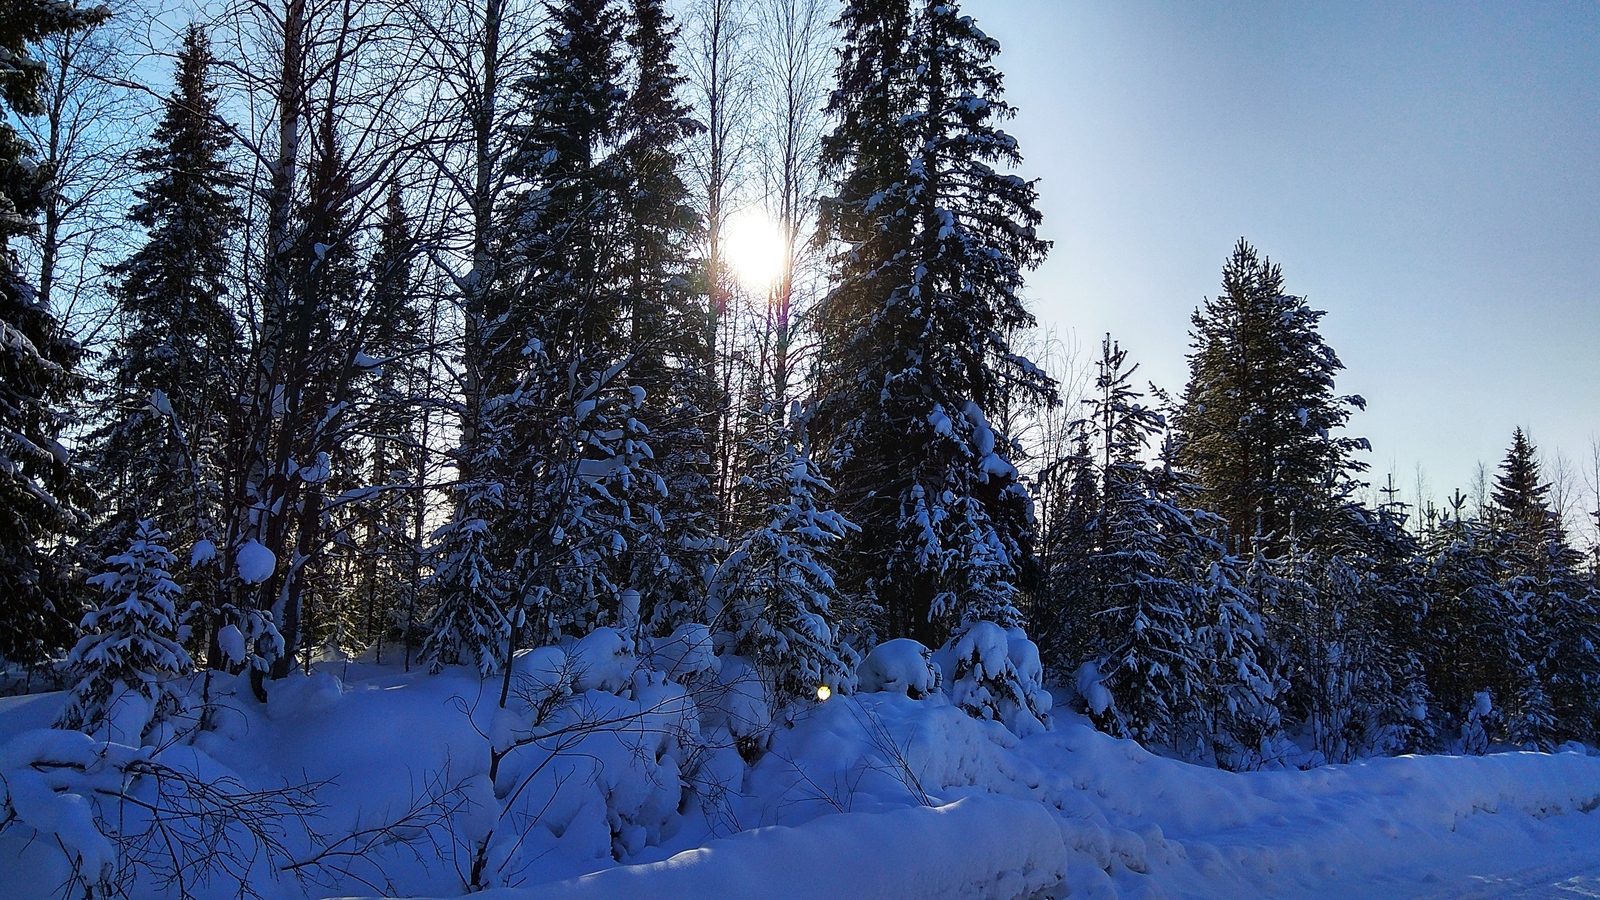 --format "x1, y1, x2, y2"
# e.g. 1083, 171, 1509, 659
3, 0, 1598, 769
